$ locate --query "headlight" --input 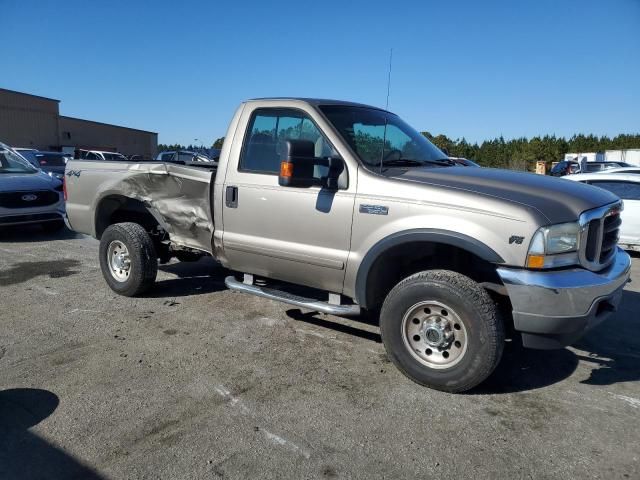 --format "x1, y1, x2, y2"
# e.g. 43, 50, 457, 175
527, 222, 580, 269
